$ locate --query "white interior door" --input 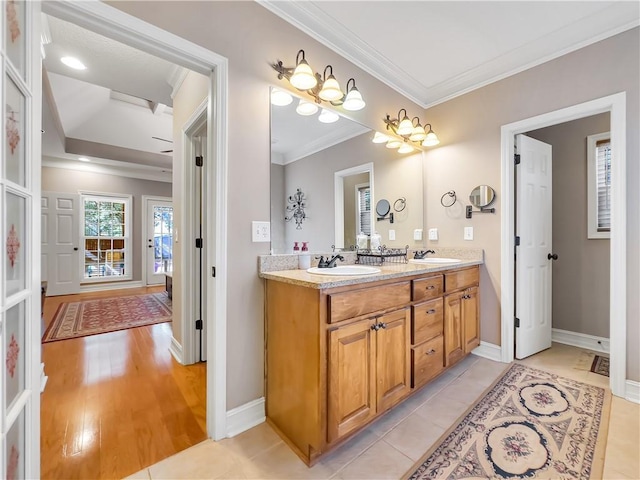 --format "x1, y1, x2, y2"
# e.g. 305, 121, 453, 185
41, 192, 80, 296
515, 134, 553, 359
144, 198, 173, 285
